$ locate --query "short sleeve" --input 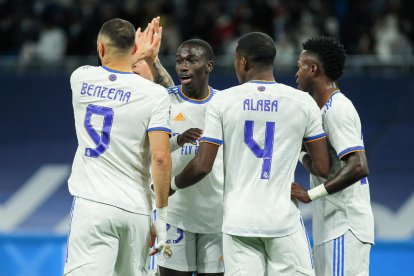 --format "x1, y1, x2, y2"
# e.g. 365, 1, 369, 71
200, 97, 223, 146
325, 103, 364, 159
303, 97, 326, 143
147, 88, 172, 135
